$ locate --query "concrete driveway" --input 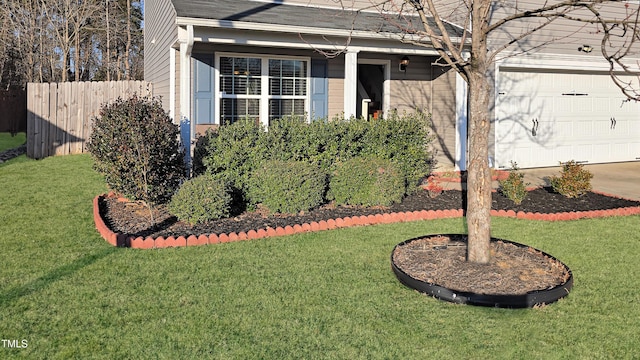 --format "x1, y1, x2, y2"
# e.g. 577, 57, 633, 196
519, 162, 640, 201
